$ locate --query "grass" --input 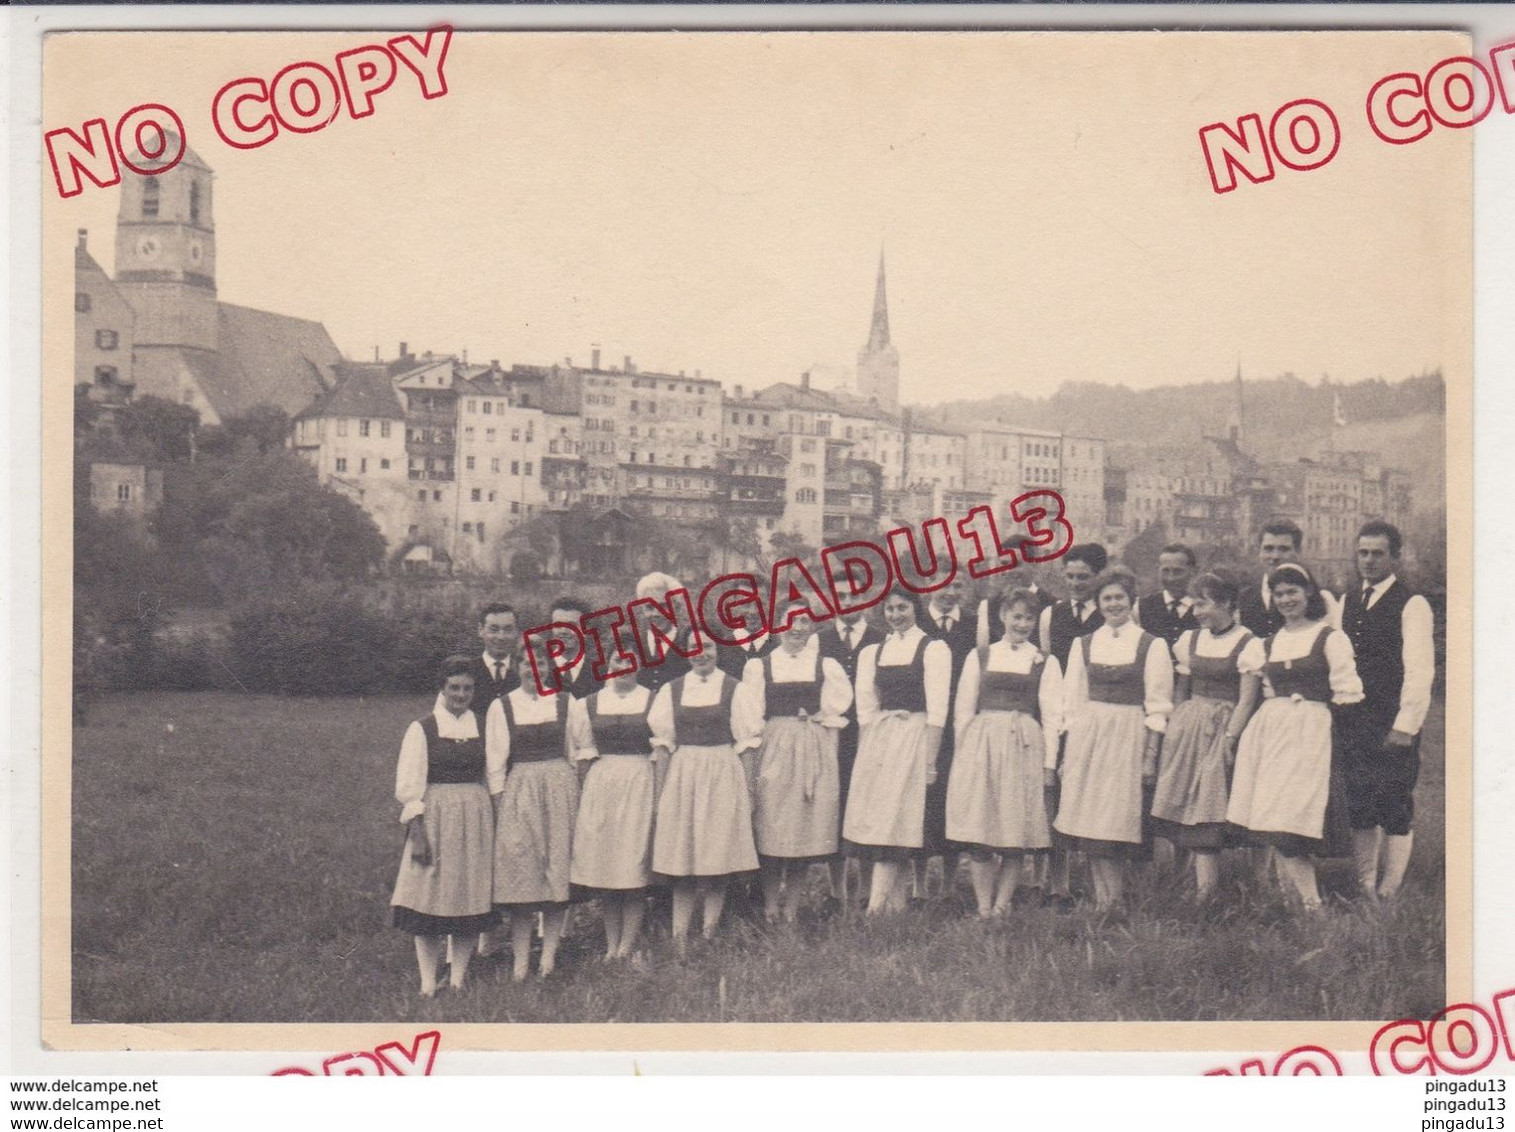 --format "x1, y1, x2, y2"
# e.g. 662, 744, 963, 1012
72, 692, 1446, 1025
